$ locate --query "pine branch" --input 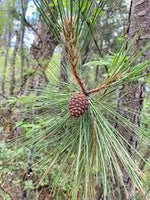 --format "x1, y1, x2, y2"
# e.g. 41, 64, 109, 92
87, 74, 122, 95
64, 17, 122, 96
64, 17, 88, 95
